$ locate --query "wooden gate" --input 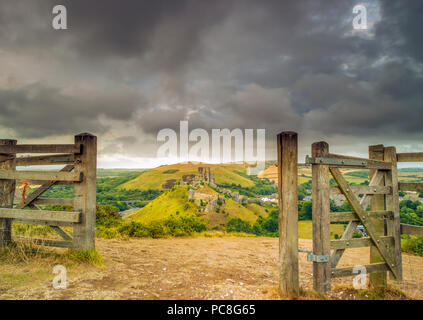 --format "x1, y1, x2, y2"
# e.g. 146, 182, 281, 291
278, 131, 423, 296
0, 133, 97, 250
